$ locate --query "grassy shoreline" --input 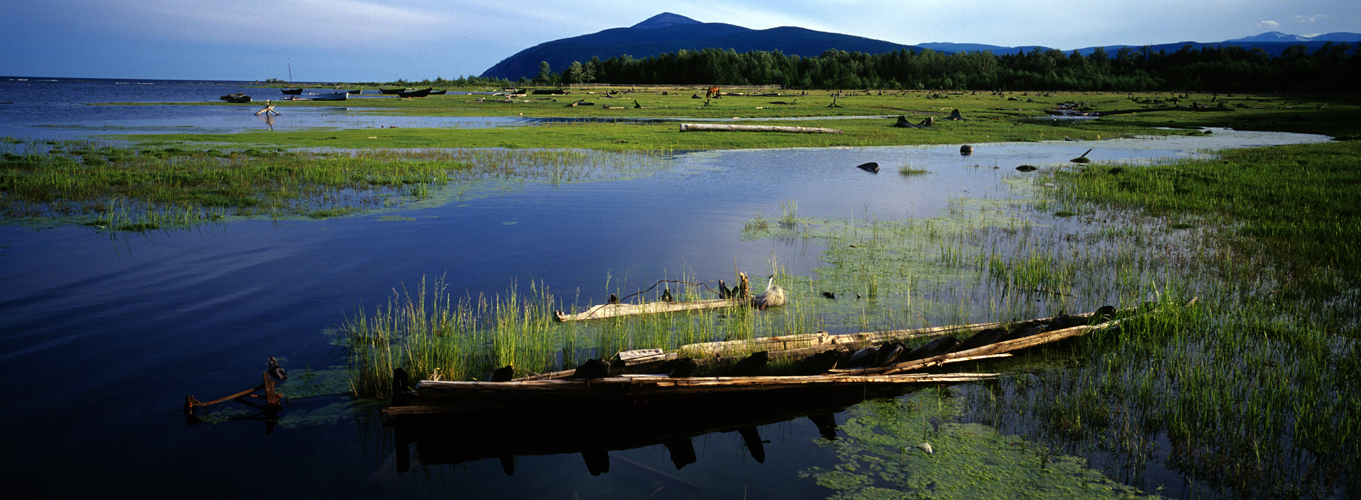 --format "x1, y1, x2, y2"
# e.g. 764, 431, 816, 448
7, 87, 1359, 495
